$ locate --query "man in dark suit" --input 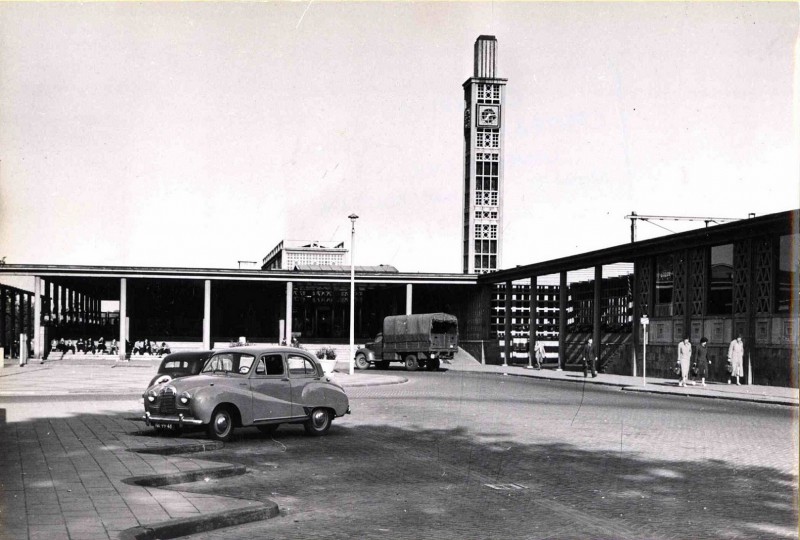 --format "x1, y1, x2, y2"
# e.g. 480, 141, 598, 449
583, 338, 597, 378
